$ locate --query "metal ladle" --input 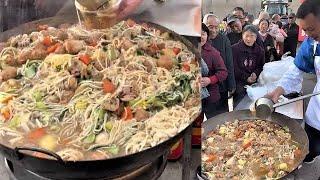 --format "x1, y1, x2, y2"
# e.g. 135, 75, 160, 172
255, 91, 320, 118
